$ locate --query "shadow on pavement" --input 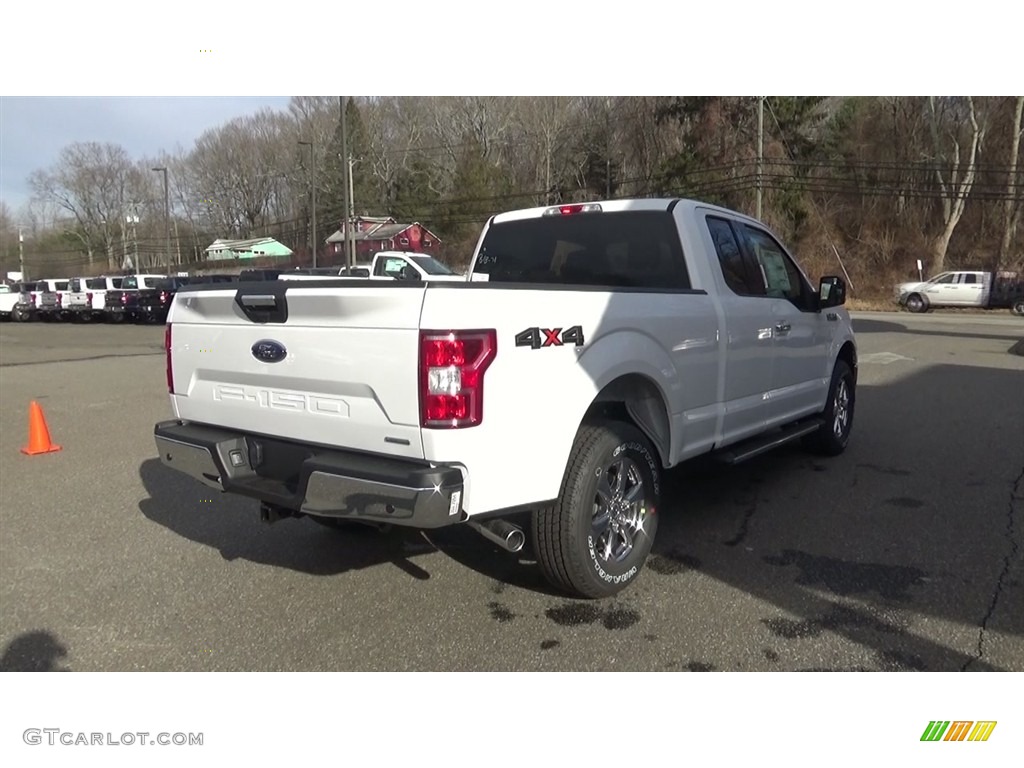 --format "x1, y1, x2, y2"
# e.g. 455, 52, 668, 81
138, 362, 1023, 671
0, 630, 70, 672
